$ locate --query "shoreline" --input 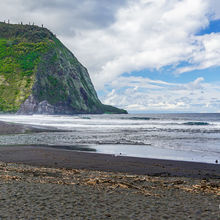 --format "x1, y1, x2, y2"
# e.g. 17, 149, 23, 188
0, 120, 65, 134
0, 145, 219, 179
0, 120, 219, 179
